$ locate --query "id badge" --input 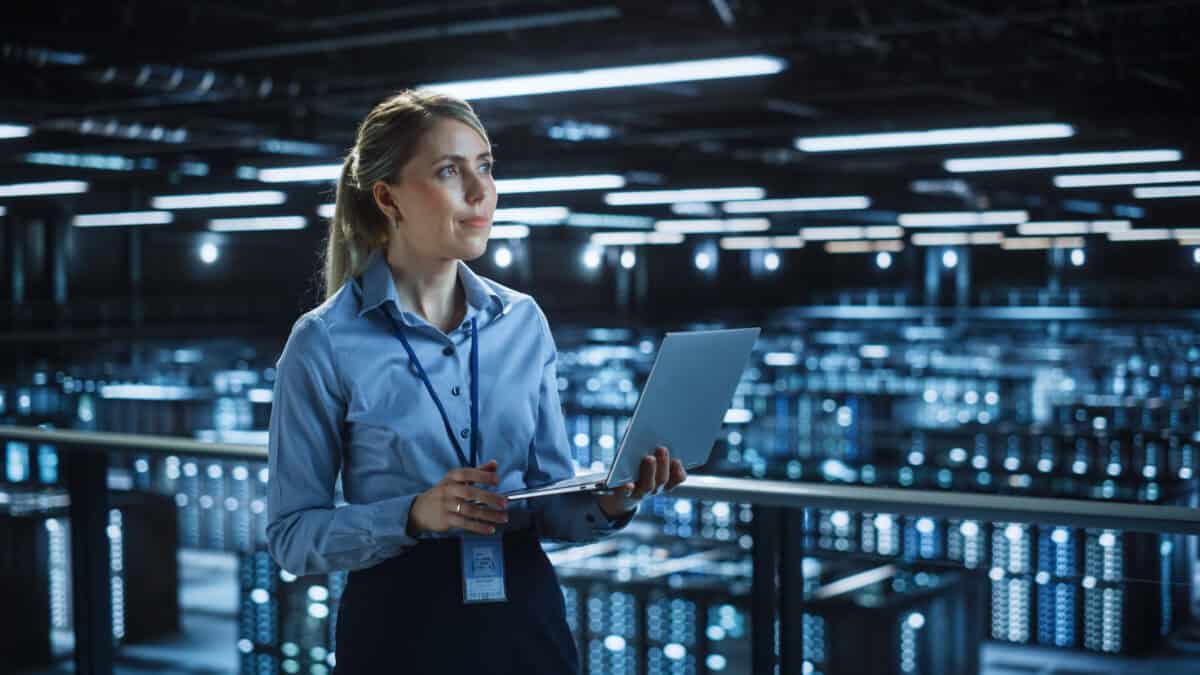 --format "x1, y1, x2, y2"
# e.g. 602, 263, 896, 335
460, 534, 508, 604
